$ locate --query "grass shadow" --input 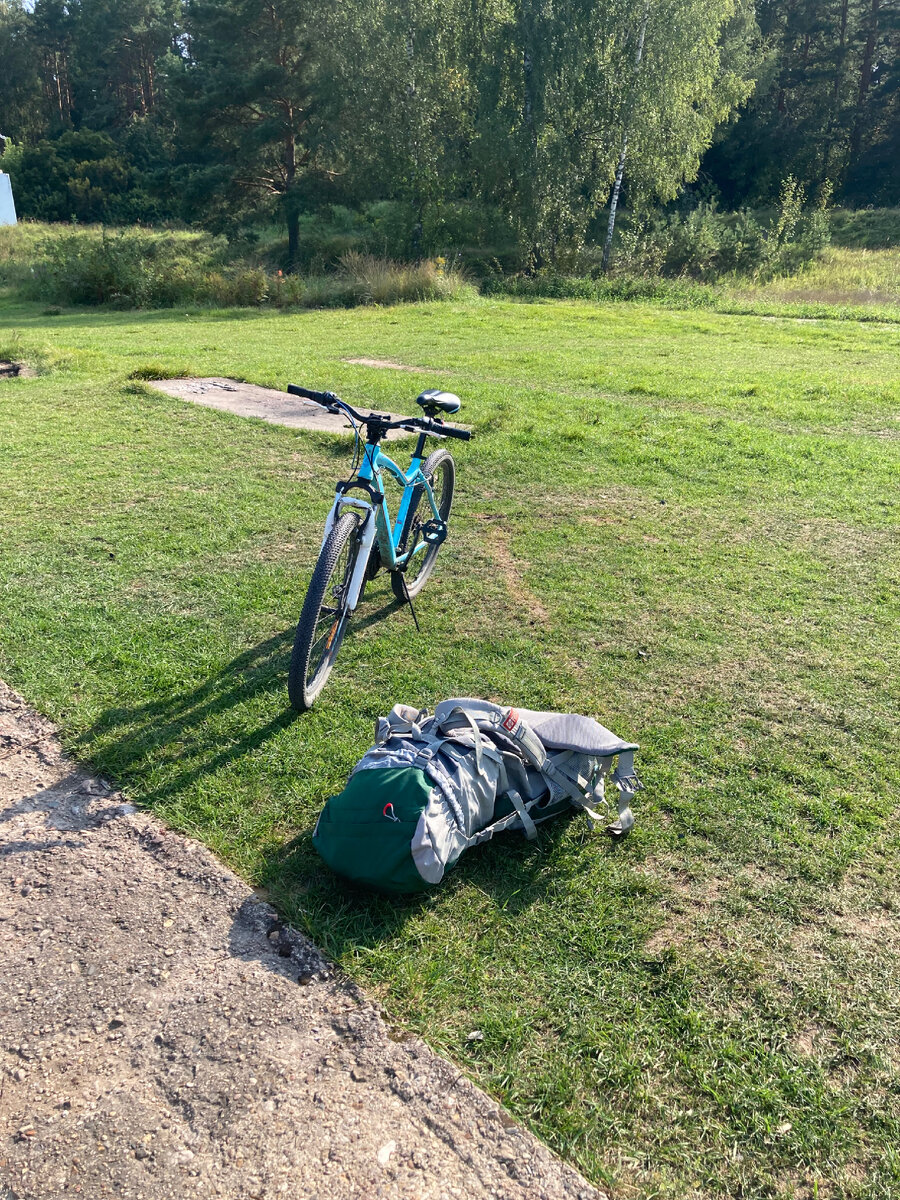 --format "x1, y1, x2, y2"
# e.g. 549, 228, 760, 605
268, 804, 613, 964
